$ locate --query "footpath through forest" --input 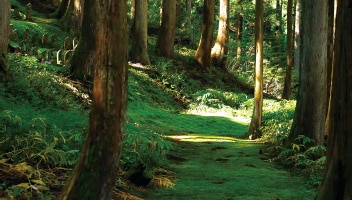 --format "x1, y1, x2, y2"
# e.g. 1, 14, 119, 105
142, 134, 316, 200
